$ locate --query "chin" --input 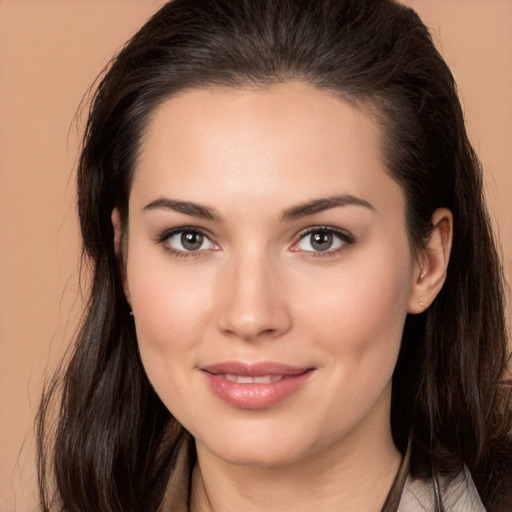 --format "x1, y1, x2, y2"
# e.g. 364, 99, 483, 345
192, 418, 329, 469
213, 442, 309, 468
